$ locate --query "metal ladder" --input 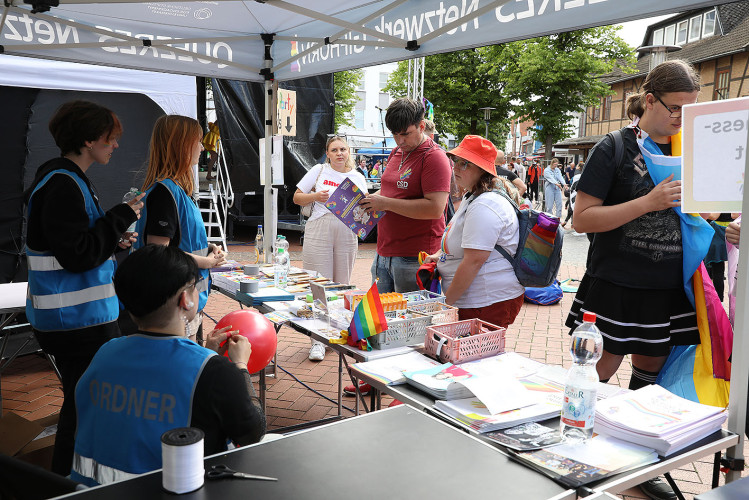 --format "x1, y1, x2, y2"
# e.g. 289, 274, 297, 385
197, 142, 233, 250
